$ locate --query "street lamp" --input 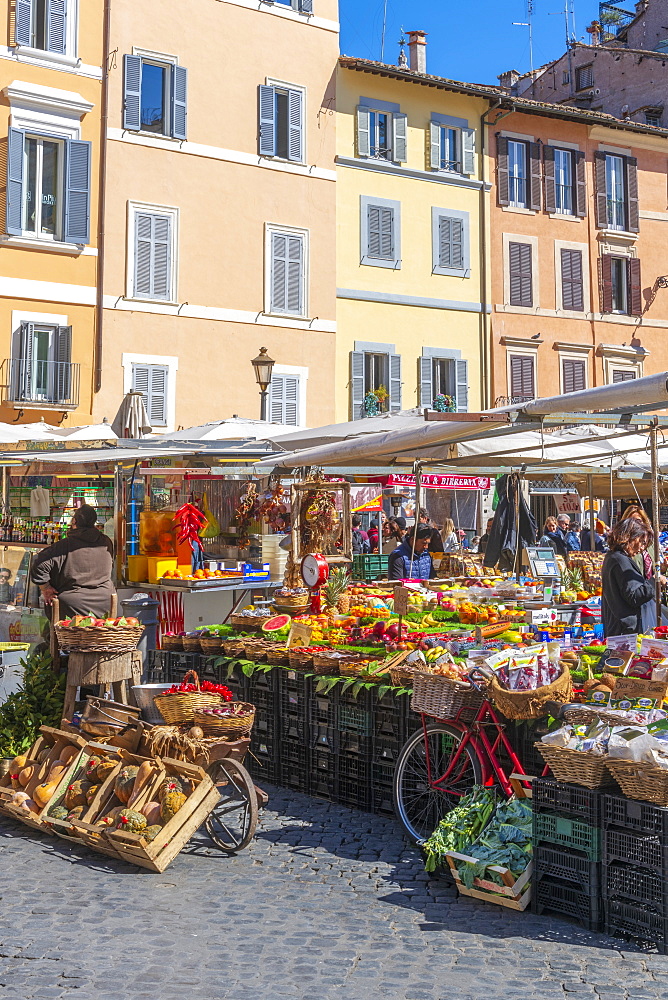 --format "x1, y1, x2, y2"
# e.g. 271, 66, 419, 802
251, 347, 275, 422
